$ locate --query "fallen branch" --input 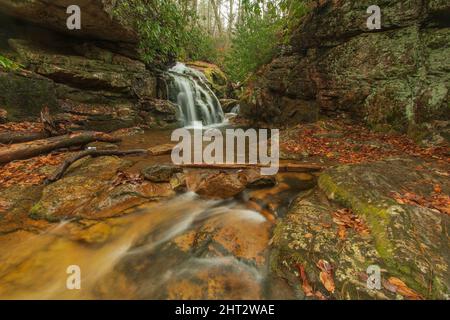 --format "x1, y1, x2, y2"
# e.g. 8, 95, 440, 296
0, 131, 121, 164
45, 149, 147, 183
178, 162, 323, 172
0, 131, 49, 144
